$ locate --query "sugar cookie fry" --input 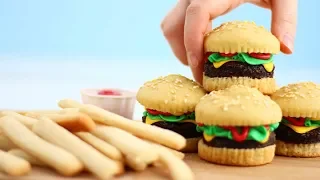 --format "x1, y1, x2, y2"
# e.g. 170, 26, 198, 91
58, 99, 186, 150
32, 117, 124, 180
58, 99, 83, 109
92, 126, 158, 165
0, 111, 37, 129
24, 111, 95, 132
158, 150, 194, 180
8, 149, 46, 167
76, 132, 123, 161
84, 104, 186, 150
60, 108, 80, 113
0, 116, 83, 176
145, 140, 185, 160
124, 154, 147, 171
0, 134, 16, 151
25, 112, 96, 132
1, 110, 60, 115
0, 149, 31, 176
